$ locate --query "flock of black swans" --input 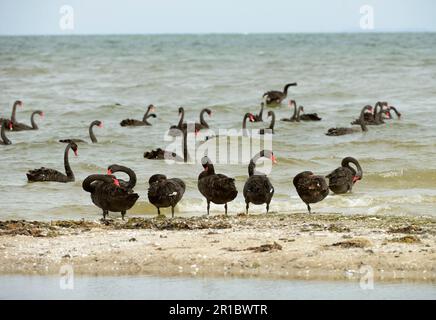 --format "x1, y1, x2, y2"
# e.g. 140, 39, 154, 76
0, 83, 401, 219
